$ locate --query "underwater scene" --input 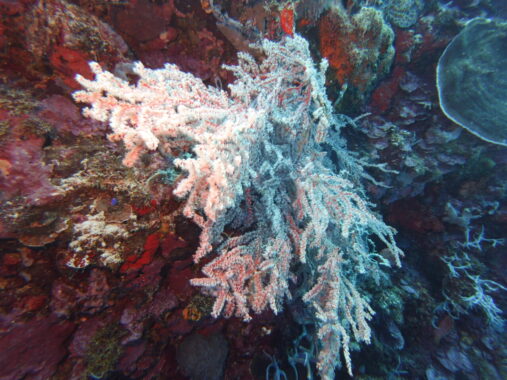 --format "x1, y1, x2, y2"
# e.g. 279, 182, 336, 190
0, 0, 506, 379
